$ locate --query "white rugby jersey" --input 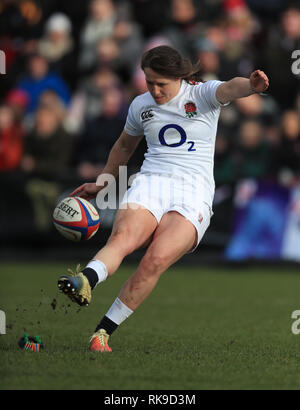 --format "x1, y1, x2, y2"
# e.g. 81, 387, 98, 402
124, 80, 224, 207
